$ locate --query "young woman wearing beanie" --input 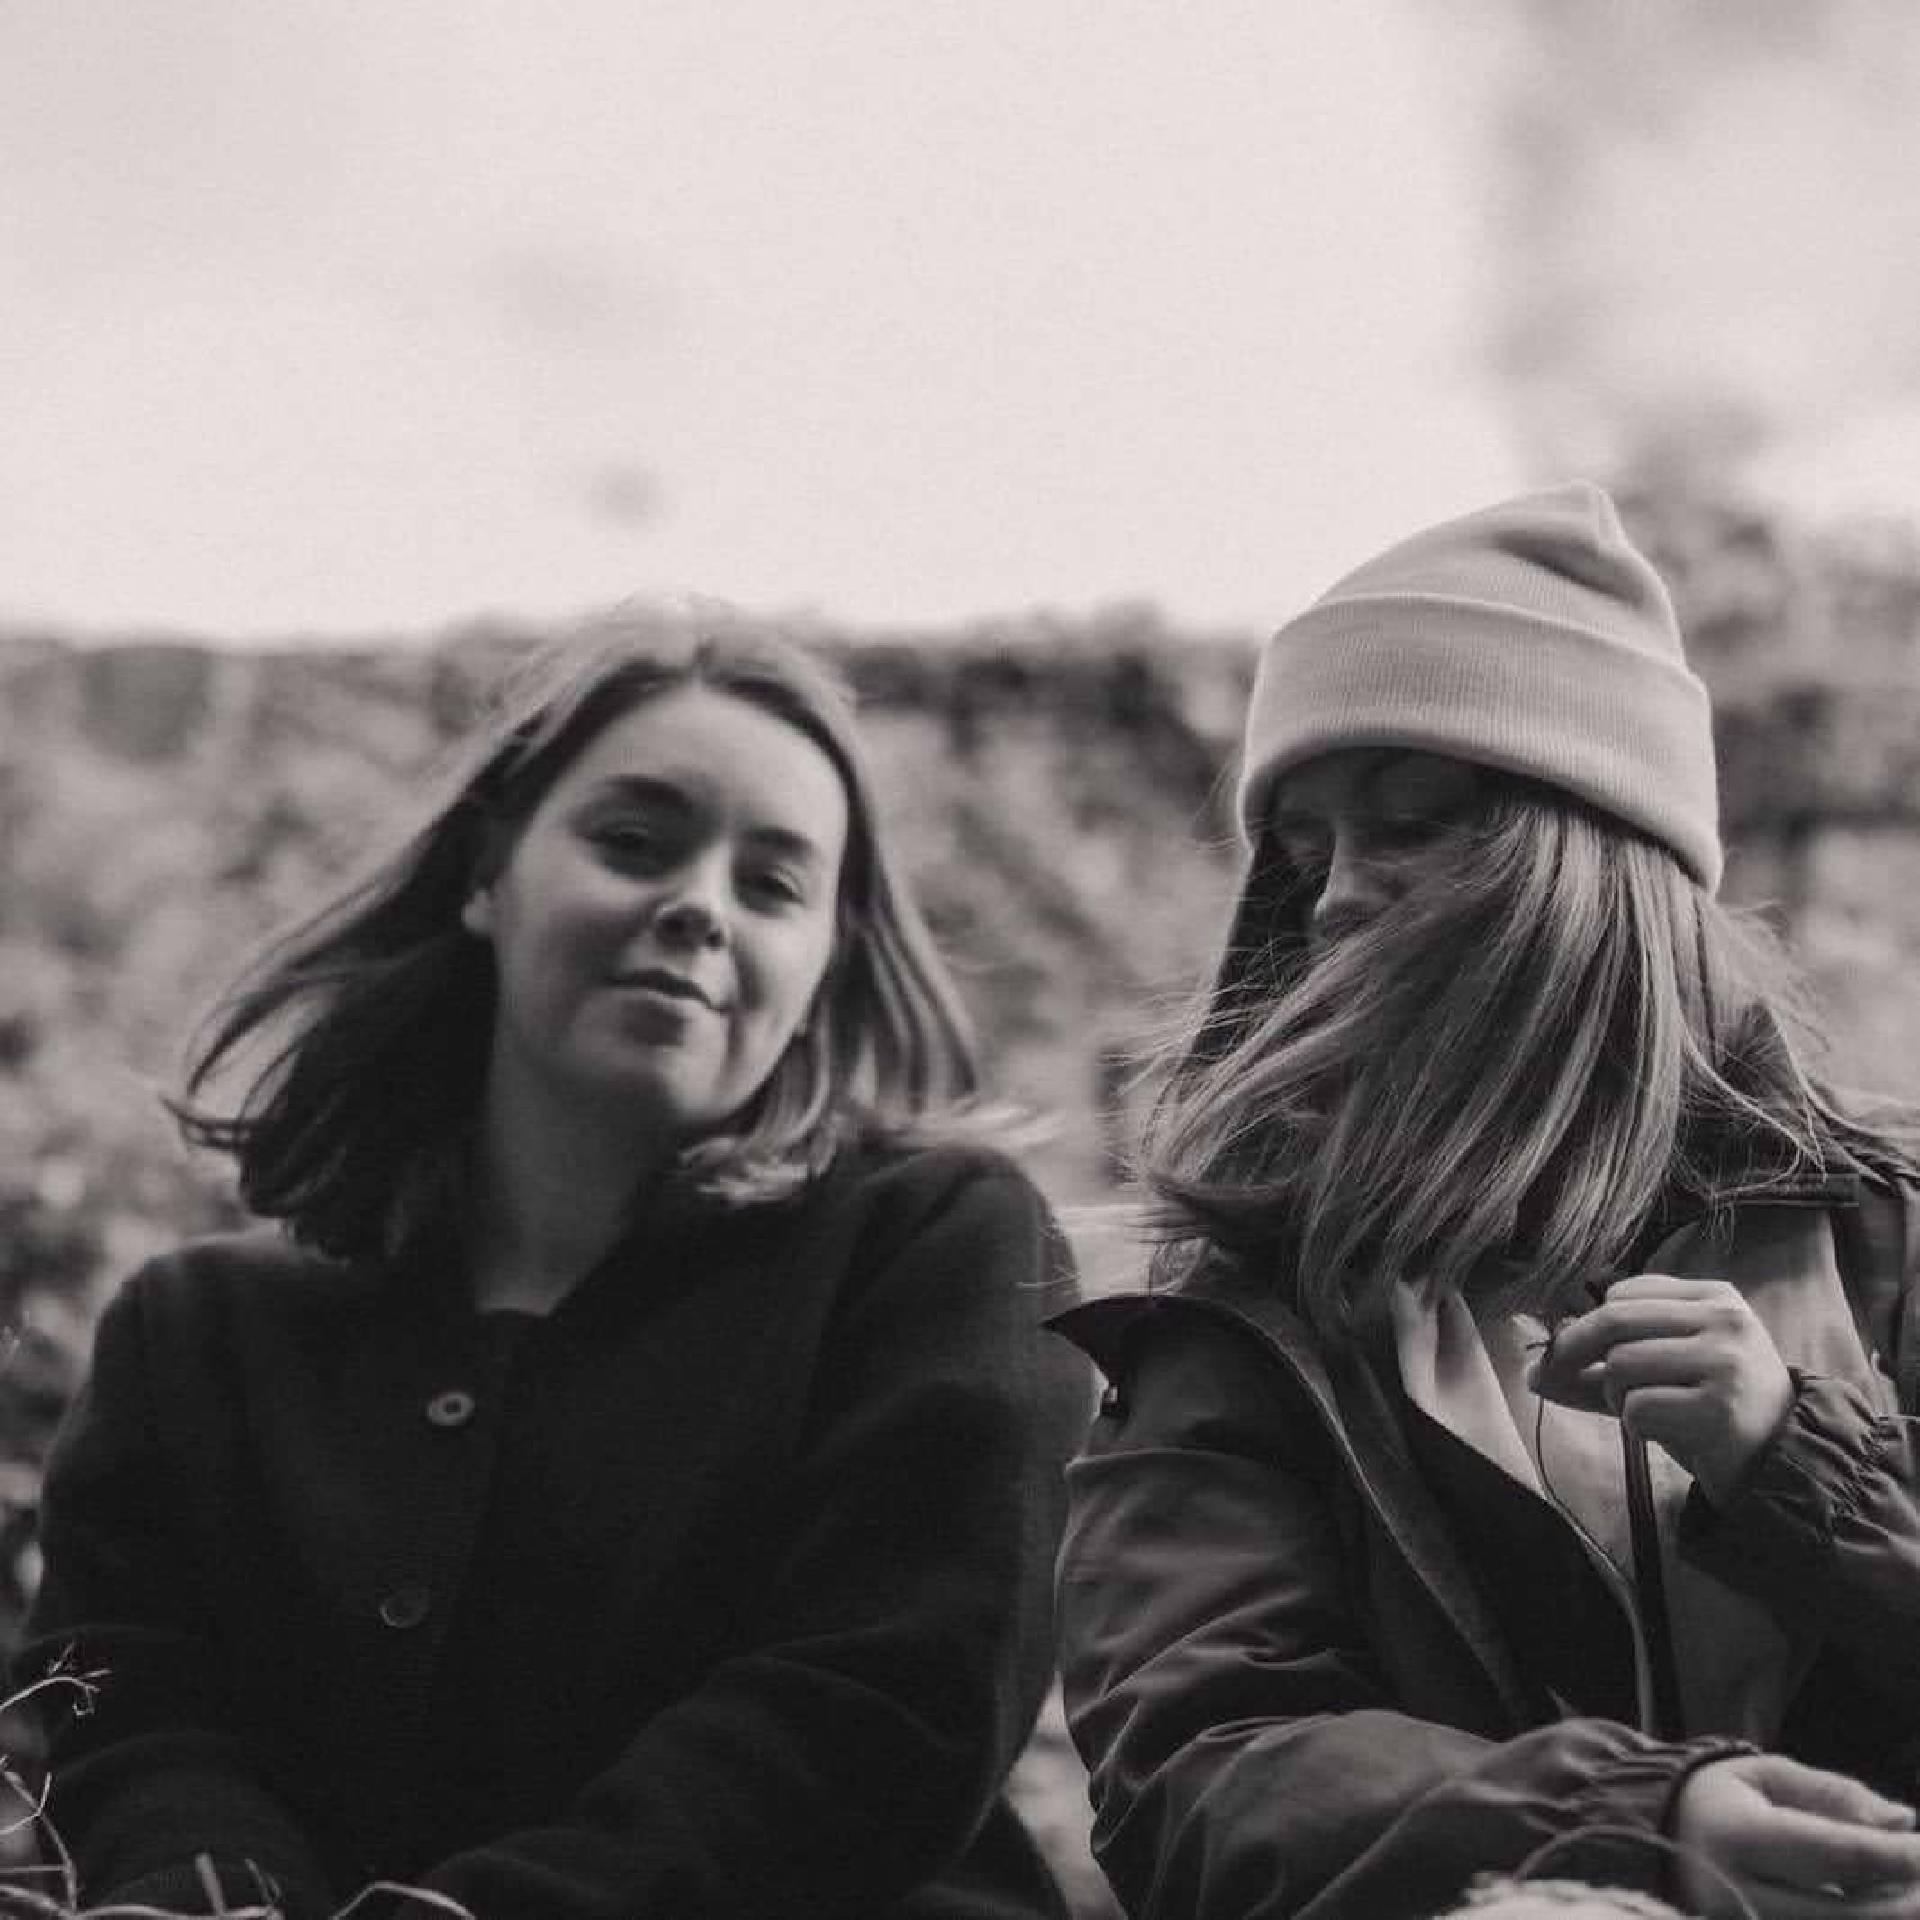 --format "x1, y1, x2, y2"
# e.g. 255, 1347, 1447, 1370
1051, 484, 1920, 1920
